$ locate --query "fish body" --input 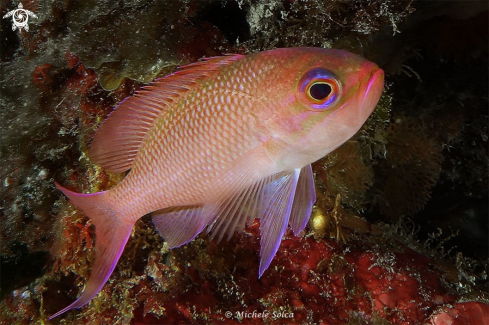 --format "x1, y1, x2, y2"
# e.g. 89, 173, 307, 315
50, 47, 384, 319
